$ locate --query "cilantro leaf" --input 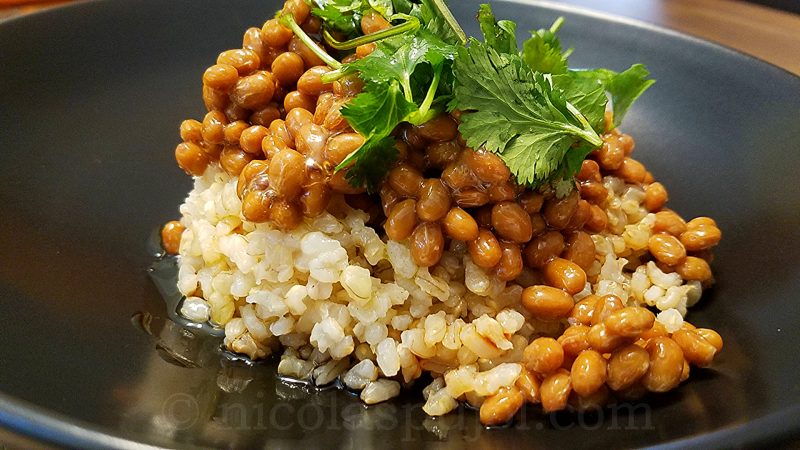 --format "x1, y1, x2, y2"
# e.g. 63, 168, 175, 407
522, 18, 570, 74
312, 0, 363, 12
477, 3, 517, 53
337, 28, 453, 120
452, 39, 602, 186
337, 82, 415, 190
311, 0, 367, 38
544, 140, 595, 197
339, 135, 400, 189
339, 45, 404, 84
420, 0, 466, 45
496, 128, 575, 186
311, 0, 395, 39
552, 72, 608, 132
603, 64, 655, 126
542, 65, 654, 186
568, 64, 654, 127
558, 141, 597, 179
517, 15, 652, 129
340, 81, 417, 137
312, 7, 361, 36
